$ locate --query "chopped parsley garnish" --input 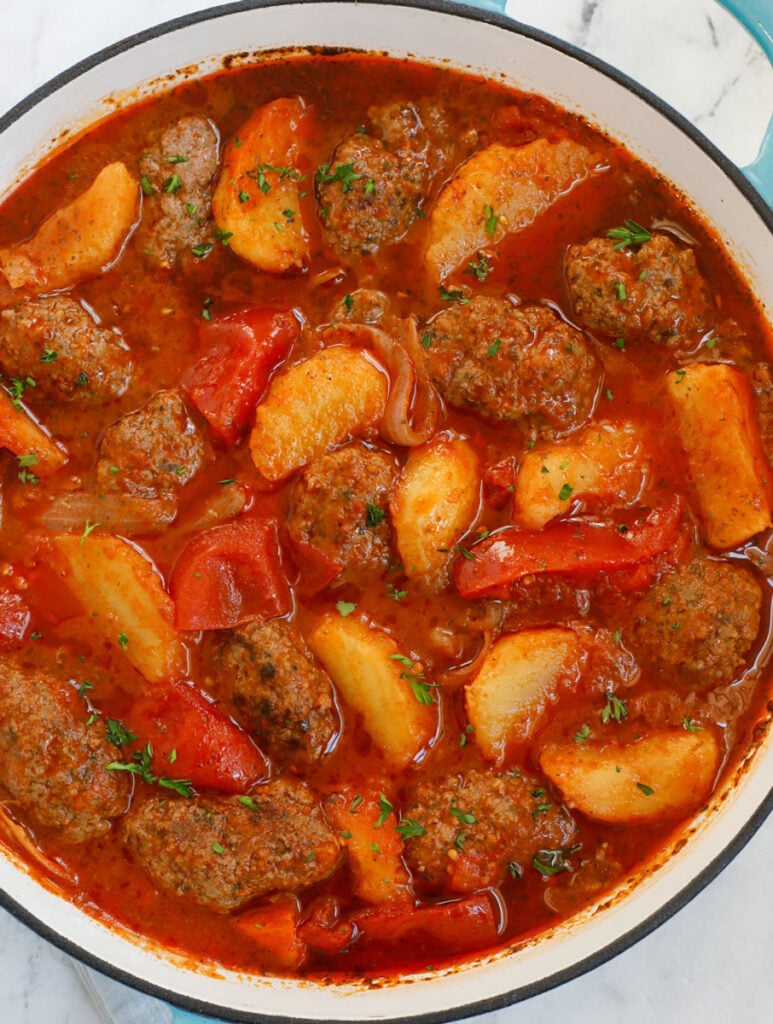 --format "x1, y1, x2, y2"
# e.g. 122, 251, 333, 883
386, 582, 408, 602
16, 452, 39, 486
77, 681, 94, 697
683, 717, 704, 733
636, 782, 655, 797
484, 203, 499, 236
106, 742, 194, 798
374, 793, 393, 828
117, 632, 129, 649
396, 819, 426, 839
342, 293, 354, 311
532, 844, 582, 876
238, 795, 258, 810
574, 724, 591, 745
420, 332, 432, 349
316, 161, 362, 192
212, 842, 225, 855
80, 520, 100, 544
349, 794, 364, 813
7, 376, 35, 411
601, 690, 628, 724
40, 348, 58, 363
558, 483, 574, 502
215, 228, 233, 245
507, 861, 523, 880
454, 832, 467, 851
705, 337, 717, 350
105, 719, 138, 747
487, 338, 502, 358
449, 803, 476, 826
191, 242, 213, 257
364, 178, 377, 195
401, 668, 436, 705
613, 281, 627, 301
615, 337, 626, 350
238, 190, 251, 203
162, 173, 182, 194
466, 252, 489, 281
336, 600, 356, 617
366, 502, 386, 527
75, 372, 89, 388
613, 629, 622, 644
459, 724, 474, 747
248, 162, 305, 194
139, 175, 155, 196
166, 154, 189, 164
457, 545, 476, 561
674, 368, 687, 384
217, 478, 236, 486
607, 220, 652, 250
439, 285, 468, 305
86, 712, 99, 727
